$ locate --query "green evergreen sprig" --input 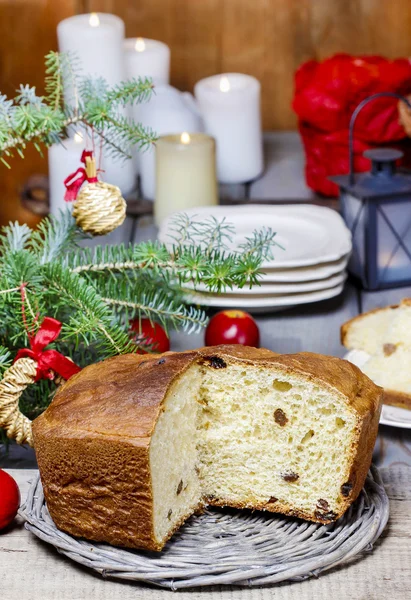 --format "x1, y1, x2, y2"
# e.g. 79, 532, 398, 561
0, 209, 278, 421
0, 209, 276, 352
0, 51, 156, 166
